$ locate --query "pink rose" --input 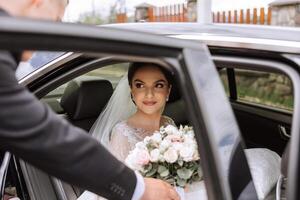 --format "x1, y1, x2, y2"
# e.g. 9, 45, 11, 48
136, 150, 150, 166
